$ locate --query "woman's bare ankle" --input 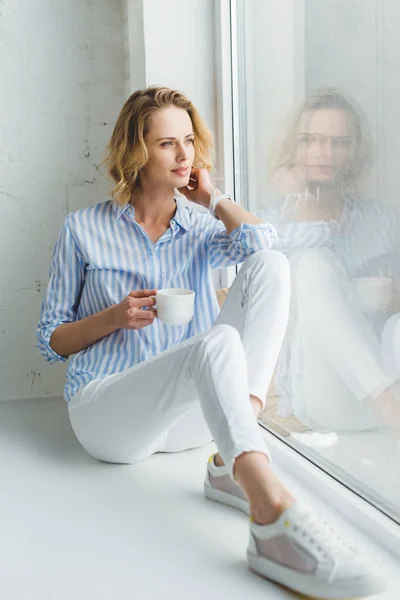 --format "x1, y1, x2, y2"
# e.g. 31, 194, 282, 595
213, 453, 225, 467
250, 495, 295, 526
234, 451, 296, 524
